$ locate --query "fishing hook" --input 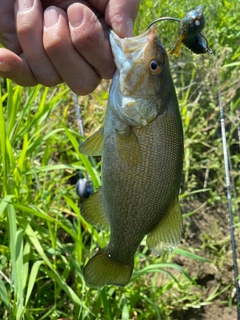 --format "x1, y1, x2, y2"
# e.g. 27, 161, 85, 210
147, 11, 212, 56
146, 17, 181, 30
